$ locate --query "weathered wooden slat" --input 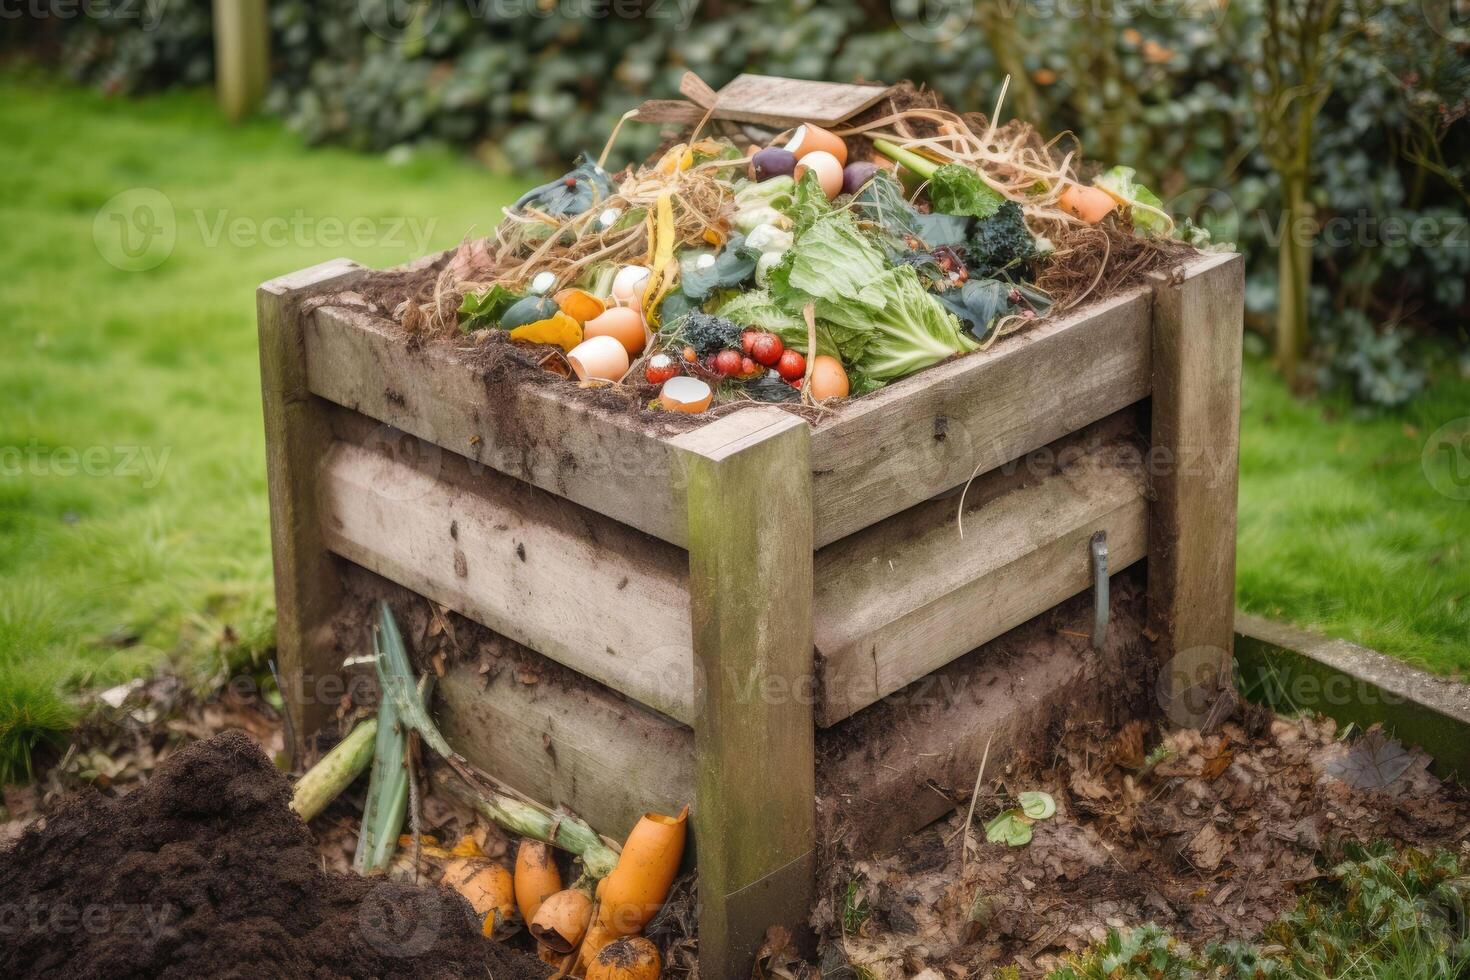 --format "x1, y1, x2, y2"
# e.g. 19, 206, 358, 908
304, 305, 693, 546
815, 438, 1148, 725
1148, 251, 1245, 728
808, 286, 1154, 546
258, 257, 370, 759
711, 73, 893, 128
674, 408, 816, 980
818, 577, 1148, 858
317, 418, 696, 725
433, 645, 694, 845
